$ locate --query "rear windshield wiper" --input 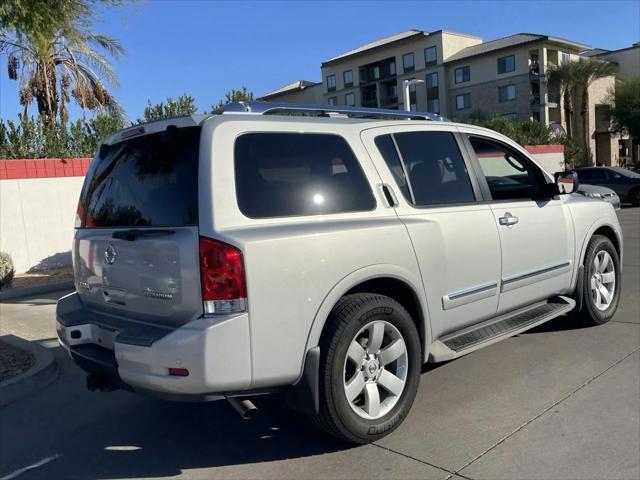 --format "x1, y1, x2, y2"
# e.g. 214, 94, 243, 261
112, 229, 176, 241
